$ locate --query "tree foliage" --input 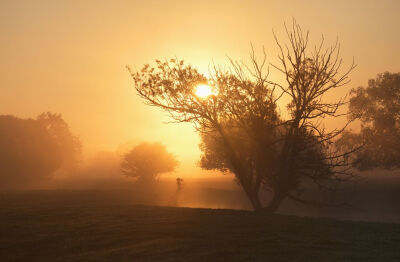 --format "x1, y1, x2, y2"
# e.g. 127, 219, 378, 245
121, 142, 178, 184
343, 72, 400, 170
0, 113, 81, 189
129, 21, 357, 212
37, 112, 82, 171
